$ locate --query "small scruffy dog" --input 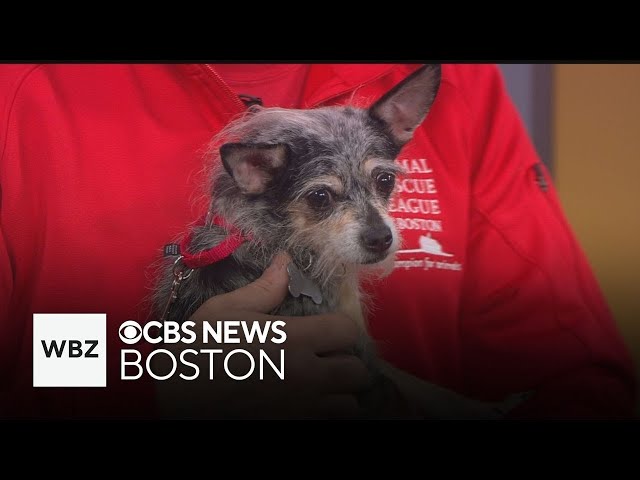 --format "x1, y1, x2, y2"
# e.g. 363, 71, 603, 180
152, 65, 522, 418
